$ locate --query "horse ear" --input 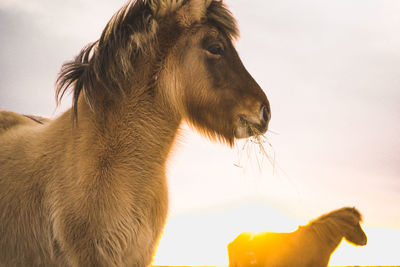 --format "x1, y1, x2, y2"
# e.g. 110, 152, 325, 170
176, 0, 212, 27
149, 0, 214, 27
149, 0, 184, 17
